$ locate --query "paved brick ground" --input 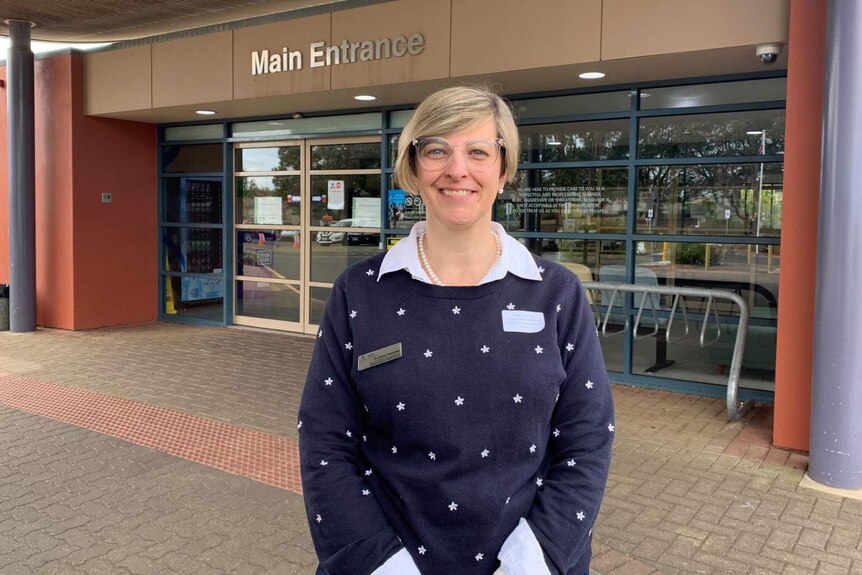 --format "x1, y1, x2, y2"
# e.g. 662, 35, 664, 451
1, 323, 861, 574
